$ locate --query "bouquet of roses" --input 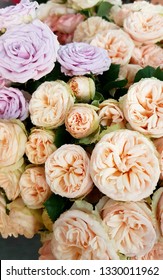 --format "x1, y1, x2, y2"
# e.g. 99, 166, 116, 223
0, 0, 163, 260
